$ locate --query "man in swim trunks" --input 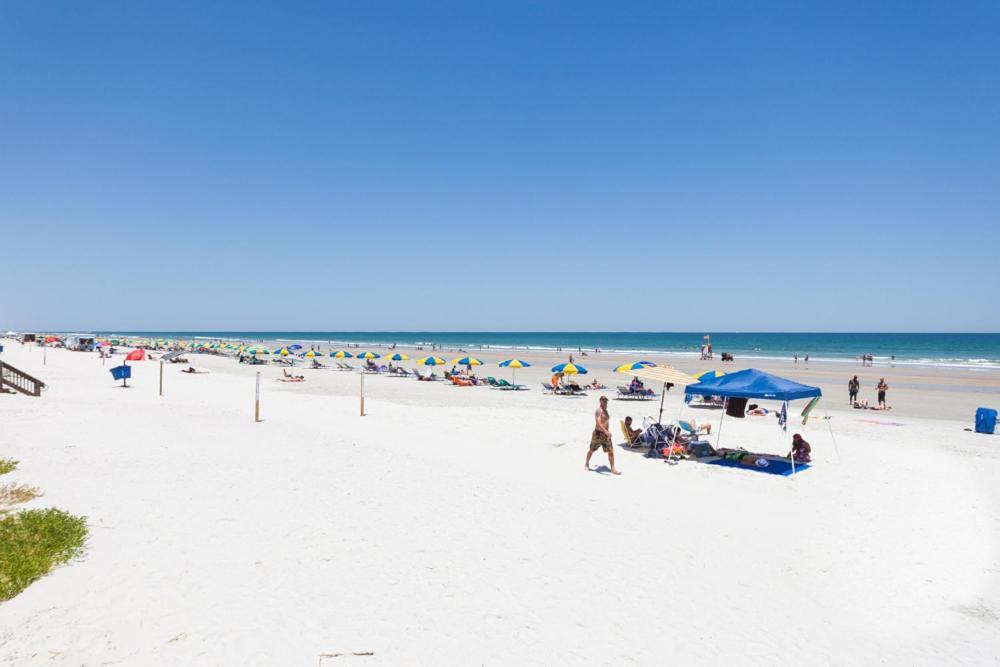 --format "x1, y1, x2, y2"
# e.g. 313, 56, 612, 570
848, 375, 860, 405
586, 396, 620, 474
876, 378, 888, 409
